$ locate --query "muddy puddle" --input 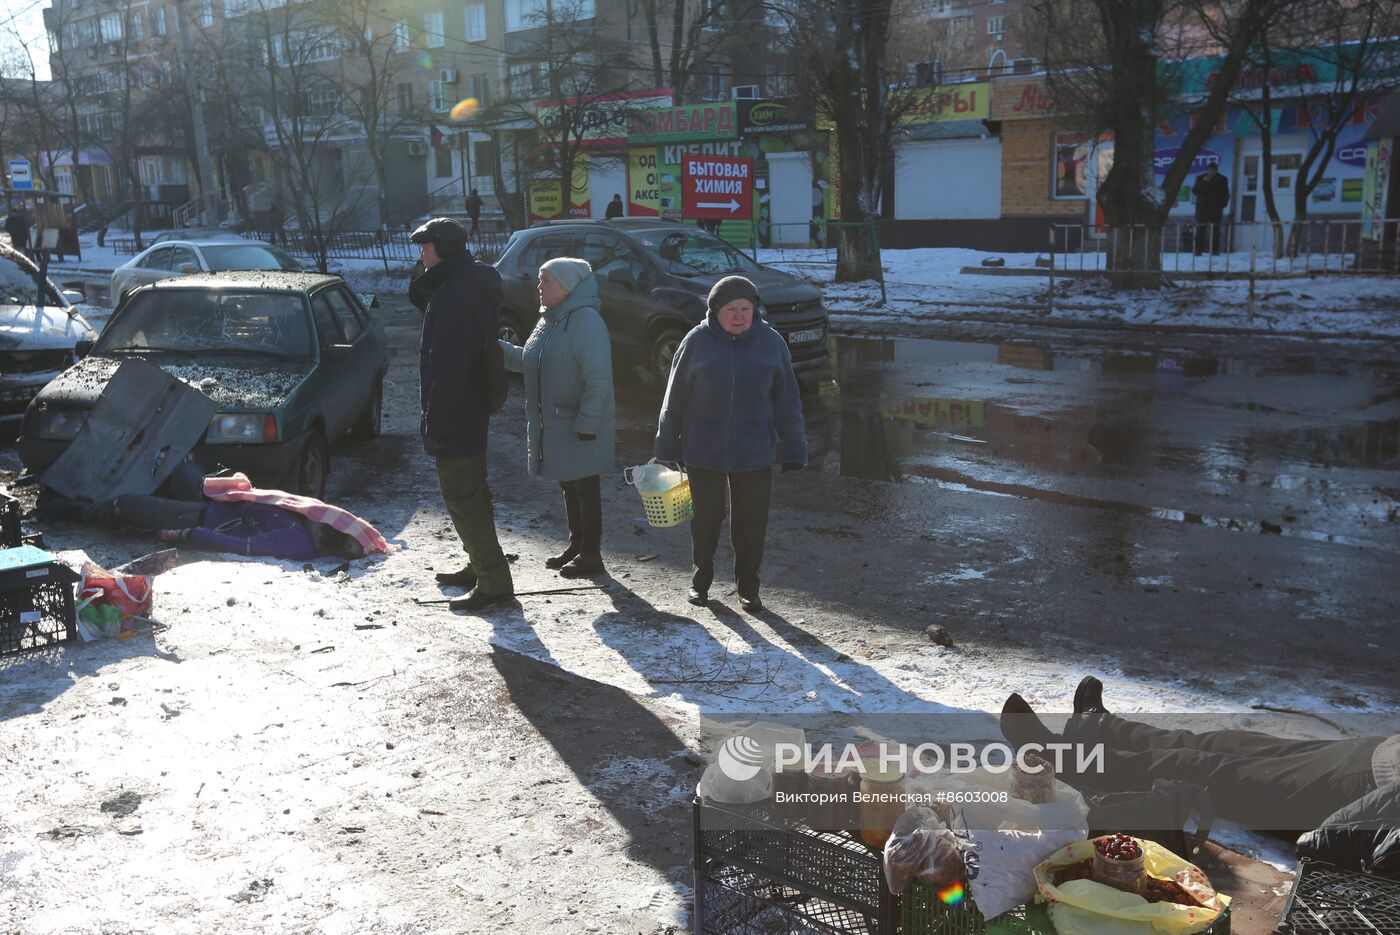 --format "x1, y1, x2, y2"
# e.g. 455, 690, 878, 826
615, 334, 1399, 553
